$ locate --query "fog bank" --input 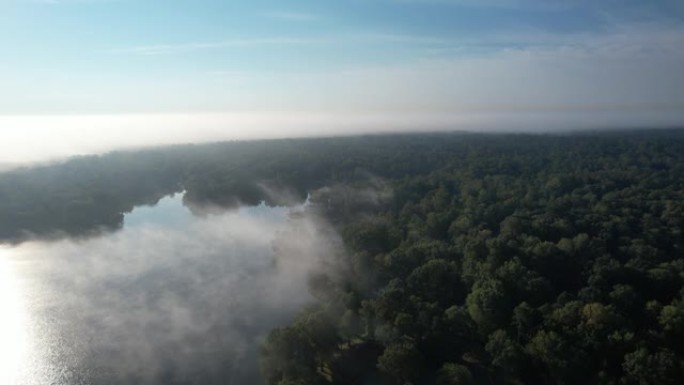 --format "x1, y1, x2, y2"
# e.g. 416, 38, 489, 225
1, 109, 683, 166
